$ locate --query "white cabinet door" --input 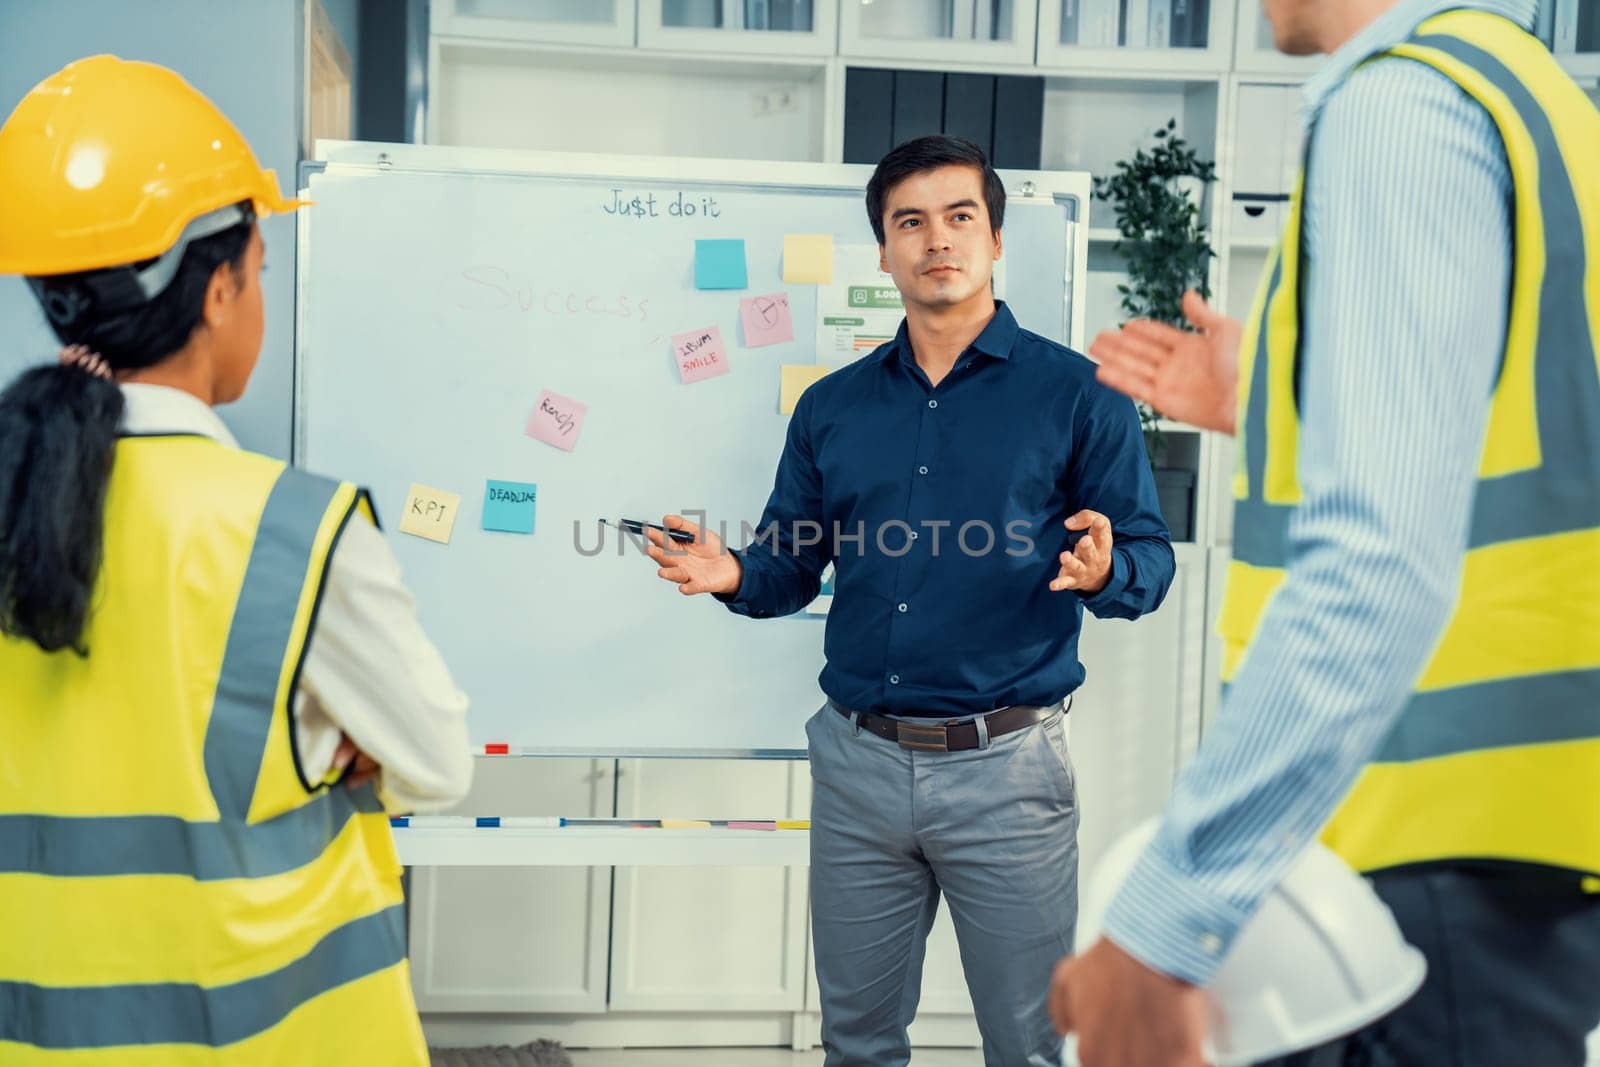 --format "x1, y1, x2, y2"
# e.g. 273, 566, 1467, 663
1071, 542, 1208, 885
429, 39, 831, 162
1037, 0, 1237, 76
609, 758, 811, 1011
409, 757, 615, 1013
432, 0, 637, 47
838, 0, 1038, 66
637, 0, 840, 56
